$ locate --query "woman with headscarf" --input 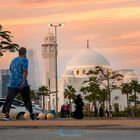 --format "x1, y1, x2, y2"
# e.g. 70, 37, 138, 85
73, 94, 84, 119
